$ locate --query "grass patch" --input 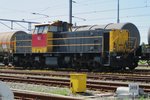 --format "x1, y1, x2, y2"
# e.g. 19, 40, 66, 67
49, 89, 69, 96
30, 87, 70, 96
